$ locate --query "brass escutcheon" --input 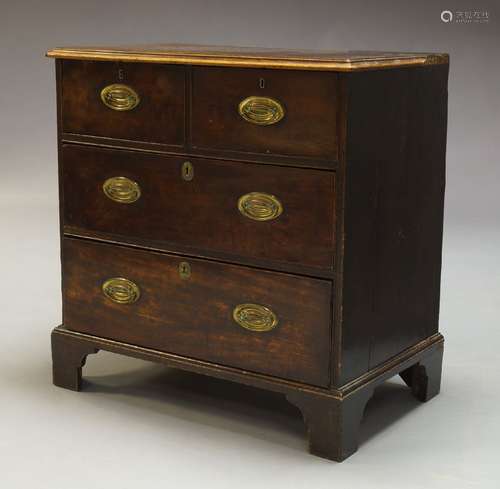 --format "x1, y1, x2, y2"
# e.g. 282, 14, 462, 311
102, 277, 140, 304
238, 96, 285, 125
178, 261, 191, 279
233, 303, 278, 332
102, 176, 141, 204
238, 192, 283, 221
100, 83, 140, 111
181, 161, 194, 181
